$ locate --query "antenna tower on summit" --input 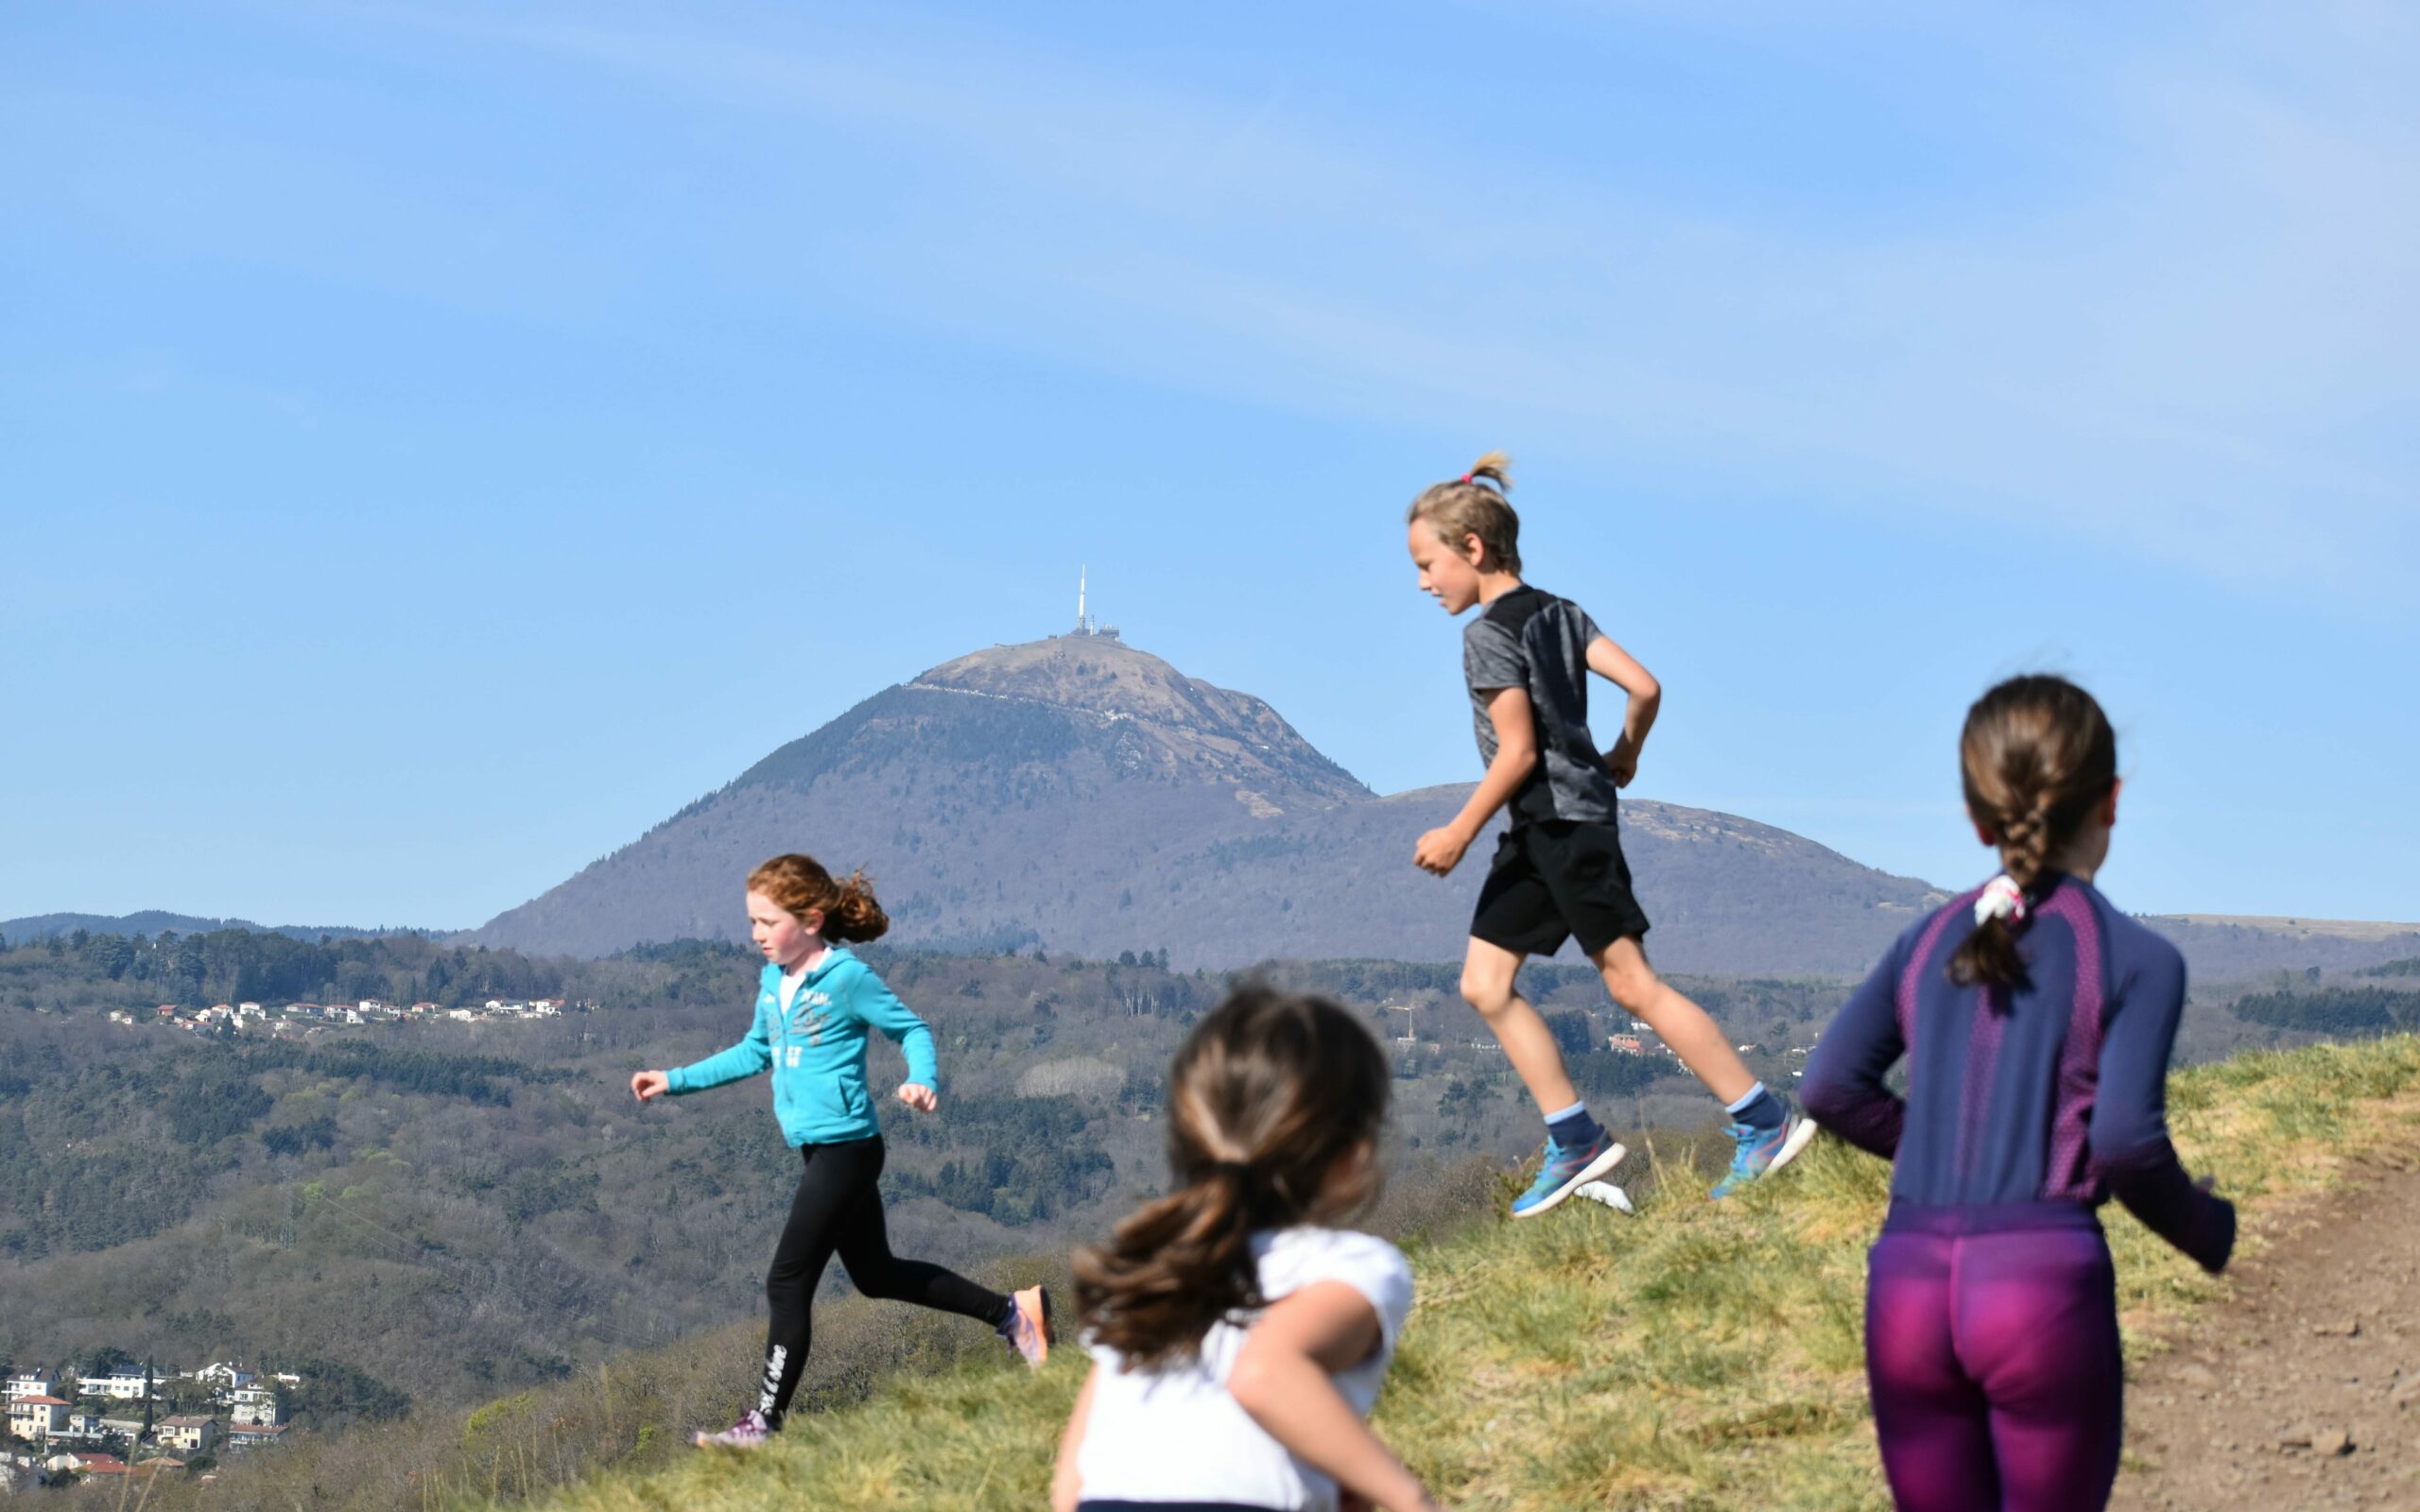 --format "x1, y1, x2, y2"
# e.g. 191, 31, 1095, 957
1067, 565, 1120, 641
